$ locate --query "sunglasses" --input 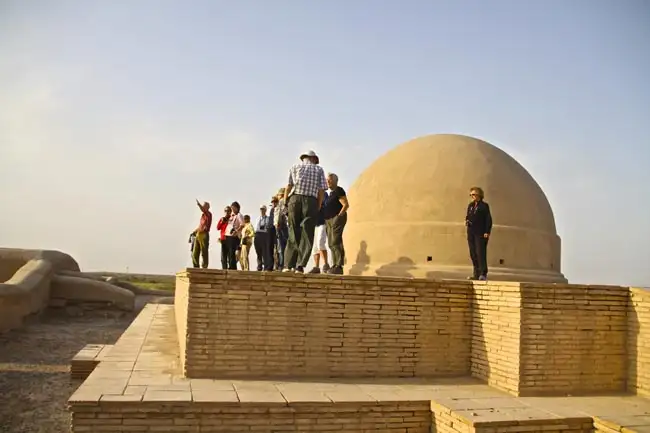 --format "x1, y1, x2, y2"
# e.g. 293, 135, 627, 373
470, 193, 478, 197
